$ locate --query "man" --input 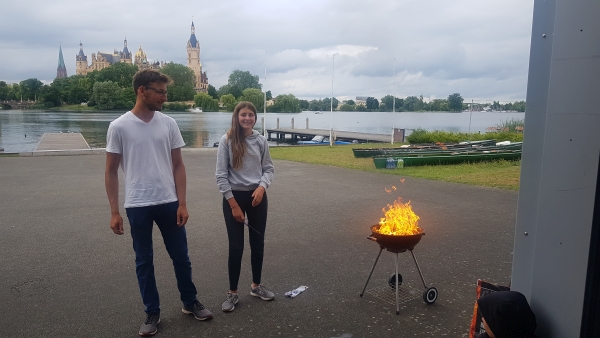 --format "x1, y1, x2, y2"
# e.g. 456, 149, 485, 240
105, 69, 212, 337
